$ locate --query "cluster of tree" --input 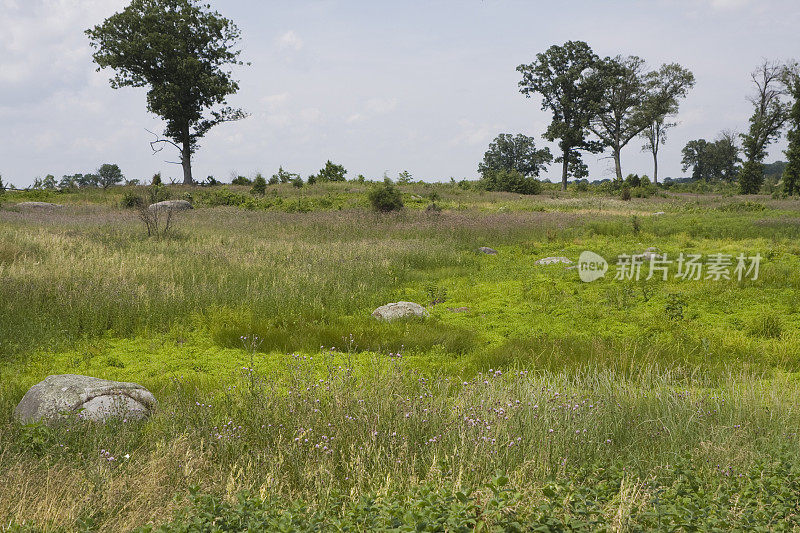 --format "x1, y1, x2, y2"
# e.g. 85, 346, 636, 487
712, 60, 800, 195
83, 2, 799, 197
509, 41, 695, 190
680, 132, 740, 183
28, 164, 125, 190
678, 60, 800, 195
476, 134, 550, 194
677, 62, 800, 196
